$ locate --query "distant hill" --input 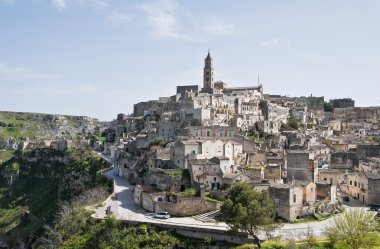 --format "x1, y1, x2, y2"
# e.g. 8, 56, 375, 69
0, 111, 100, 149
